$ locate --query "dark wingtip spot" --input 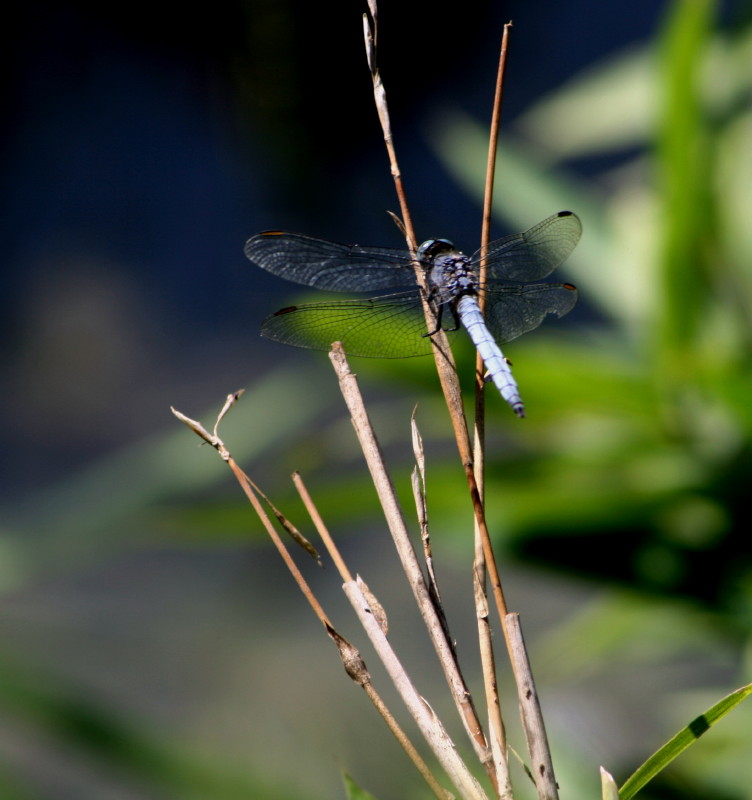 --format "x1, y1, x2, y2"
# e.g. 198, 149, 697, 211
558, 210, 573, 217
563, 283, 577, 291
274, 306, 298, 316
